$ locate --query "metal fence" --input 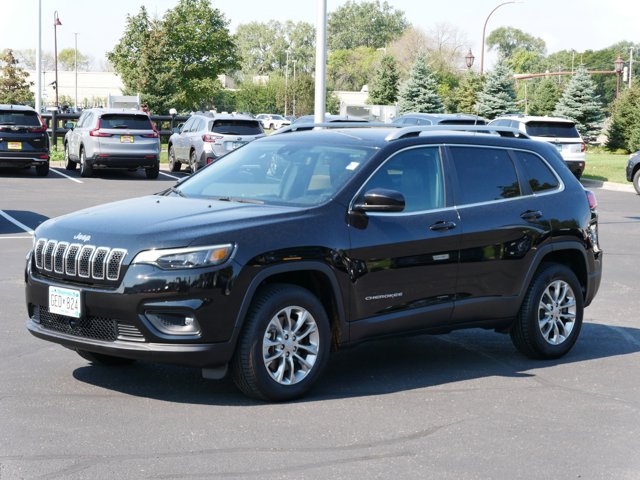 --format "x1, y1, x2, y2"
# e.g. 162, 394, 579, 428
41, 112, 190, 146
